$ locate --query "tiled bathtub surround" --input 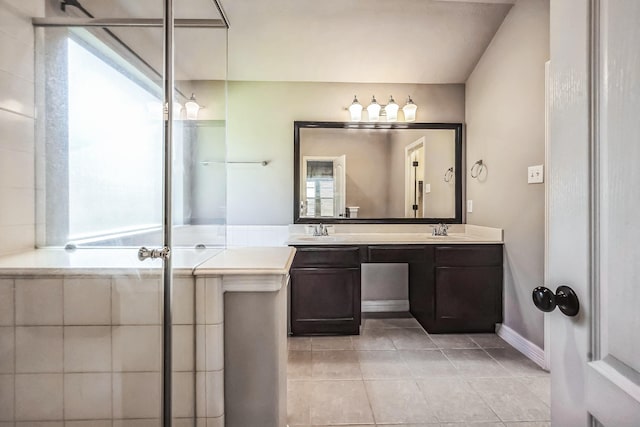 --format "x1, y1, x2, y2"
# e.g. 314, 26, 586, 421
0, 274, 205, 424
